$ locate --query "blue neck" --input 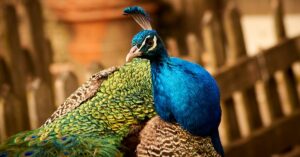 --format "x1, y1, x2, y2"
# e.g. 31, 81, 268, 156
149, 47, 170, 81
149, 46, 169, 63
149, 48, 176, 122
